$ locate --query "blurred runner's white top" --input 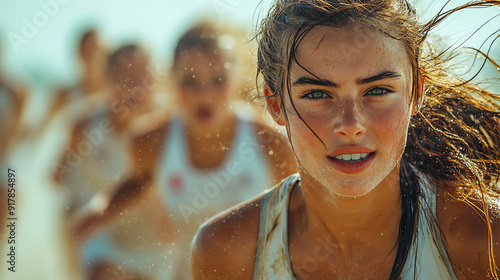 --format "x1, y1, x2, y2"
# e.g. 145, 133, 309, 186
62, 109, 131, 211
156, 113, 272, 279
157, 114, 271, 227
253, 173, 458, 280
